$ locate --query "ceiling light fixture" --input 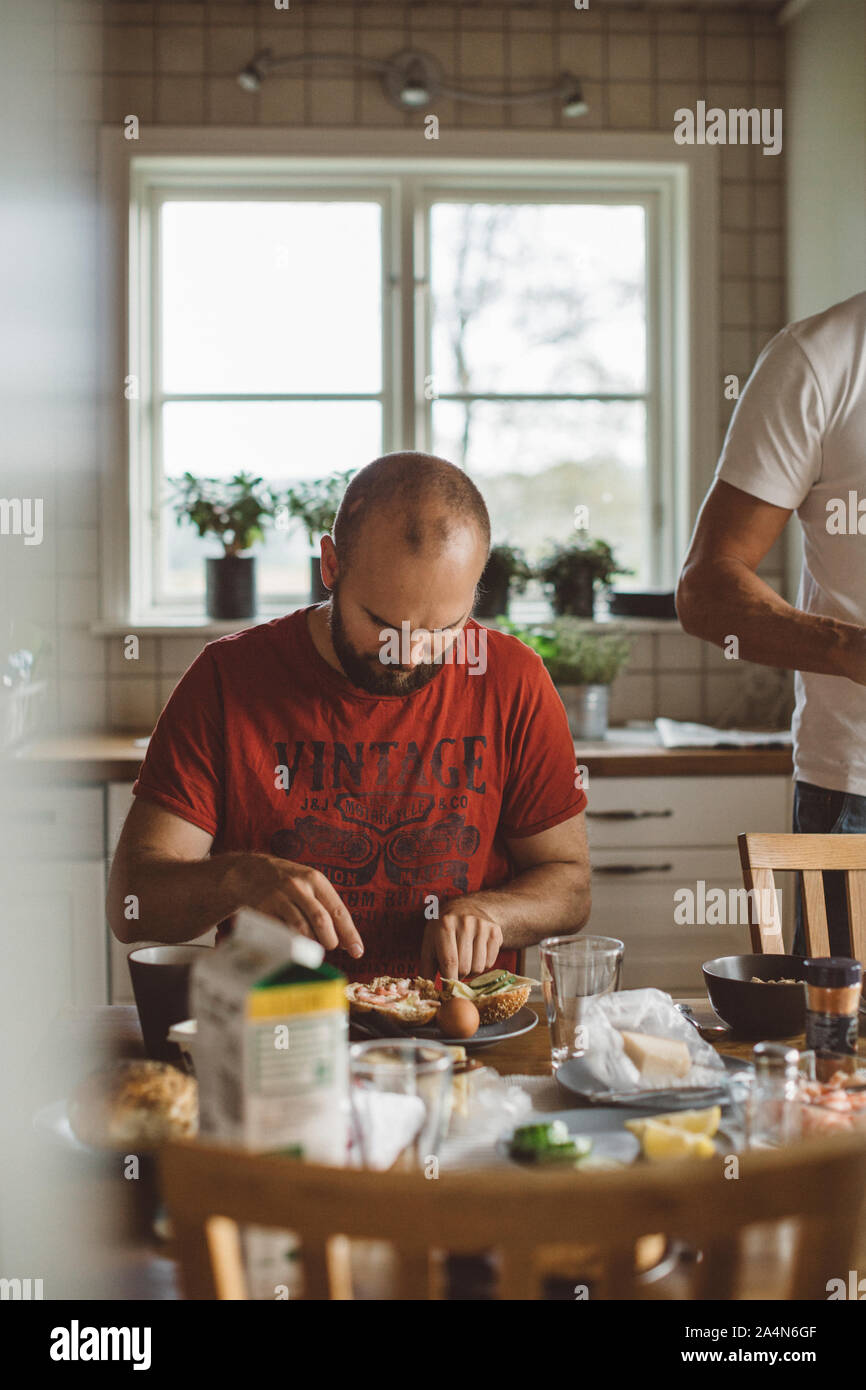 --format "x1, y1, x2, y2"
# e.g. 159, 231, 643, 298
236, 48, 590, 119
